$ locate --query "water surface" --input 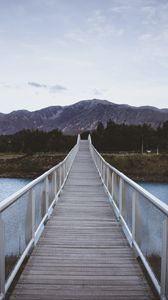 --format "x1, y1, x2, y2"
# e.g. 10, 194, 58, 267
139, 182, 168, 205
0, 178, 31, 202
